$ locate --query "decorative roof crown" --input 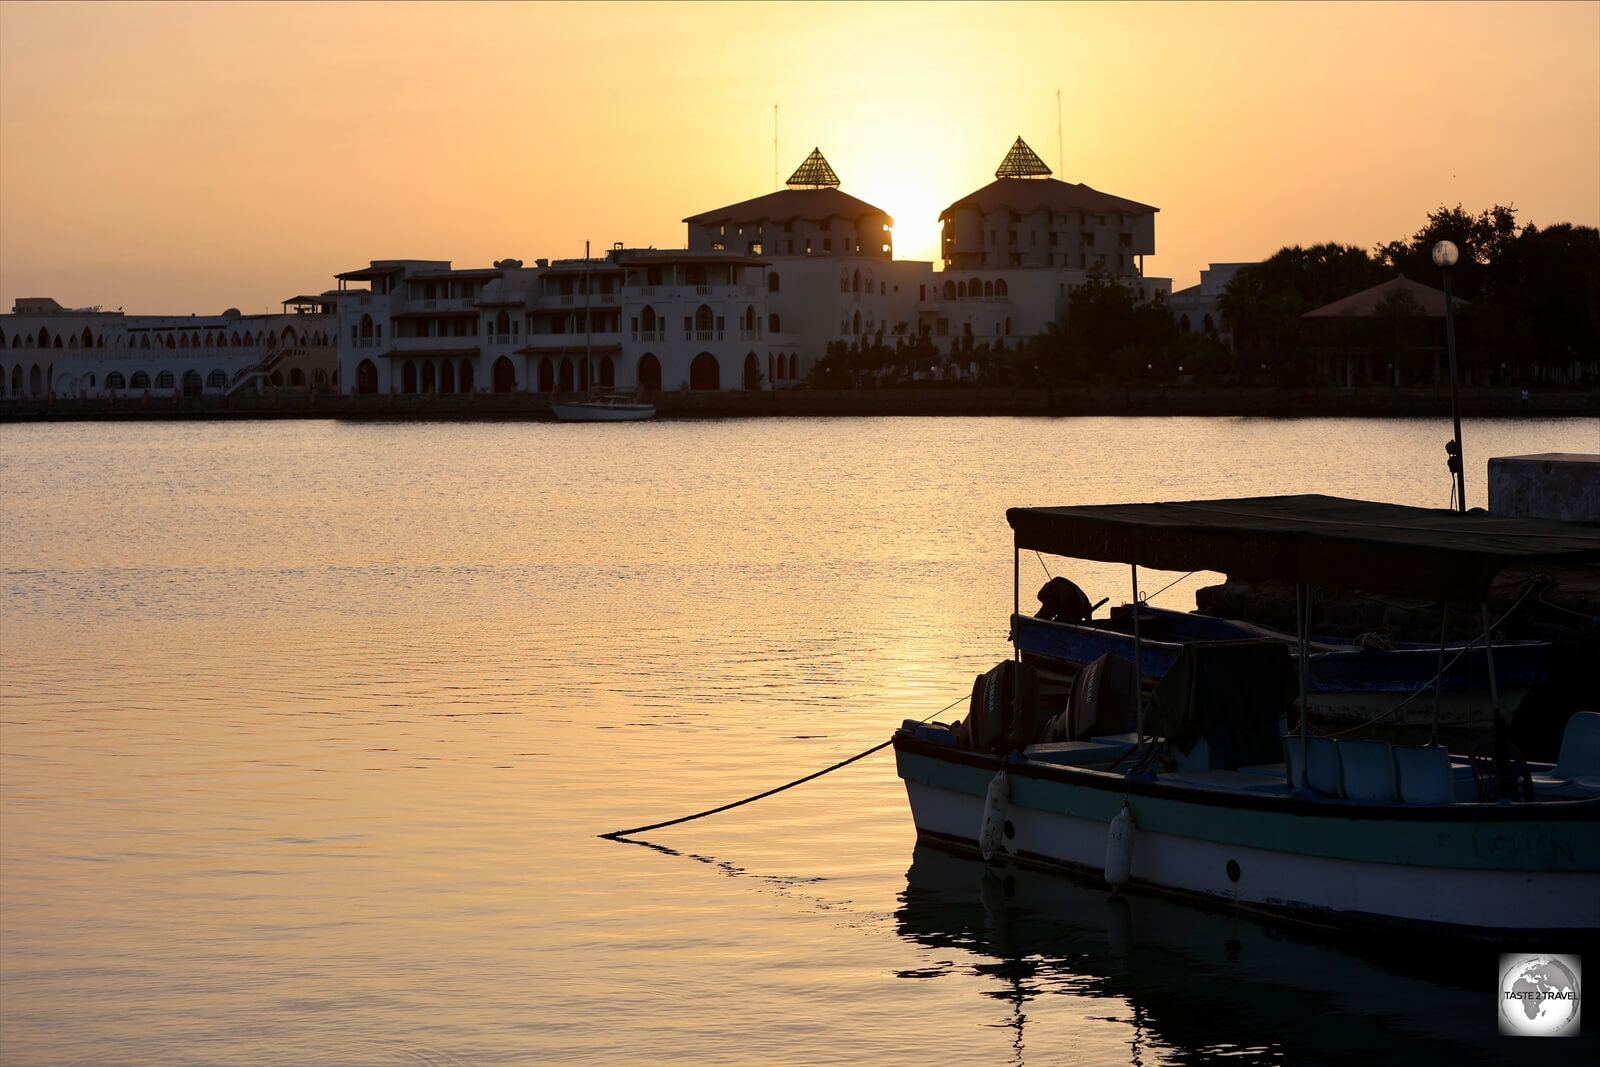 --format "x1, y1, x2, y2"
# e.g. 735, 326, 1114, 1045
995, 136, 1052, 179
786, 148, 841, 189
